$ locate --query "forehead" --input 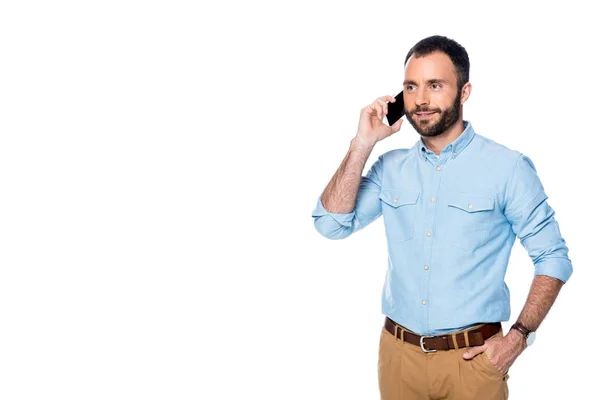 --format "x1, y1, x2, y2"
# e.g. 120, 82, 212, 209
404, 51, 457, 85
